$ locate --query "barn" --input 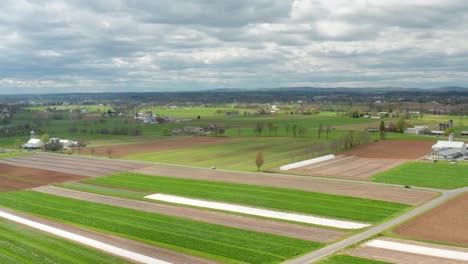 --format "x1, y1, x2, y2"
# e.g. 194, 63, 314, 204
426, 140, 467, 160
